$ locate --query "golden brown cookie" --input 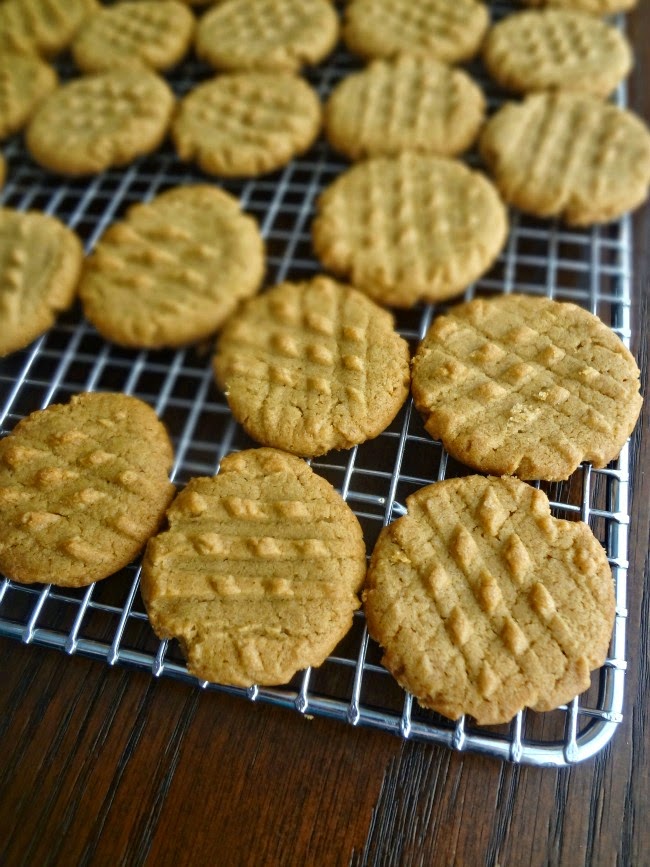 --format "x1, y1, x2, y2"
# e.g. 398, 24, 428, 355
0, 52, 58, 141
411, 294, 643, 480
195, 0, 339, 72
483, 10, 632, 98
0, 208, 83, 357
71, 0, 195, 73
479, 92, 650, 225
214, 276, 410, 456
0, 0, 98, 58
79, 185, 265, 349
25, 68, 174, 176
364, 475, 615, 724
0, 392, 175, 587
312, 153, 508, 308
141, 447, 367, 686
172, 73, 322, 177
324, 55, 485, 161
343, 0, 490, 65
520, 0, 637, 17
